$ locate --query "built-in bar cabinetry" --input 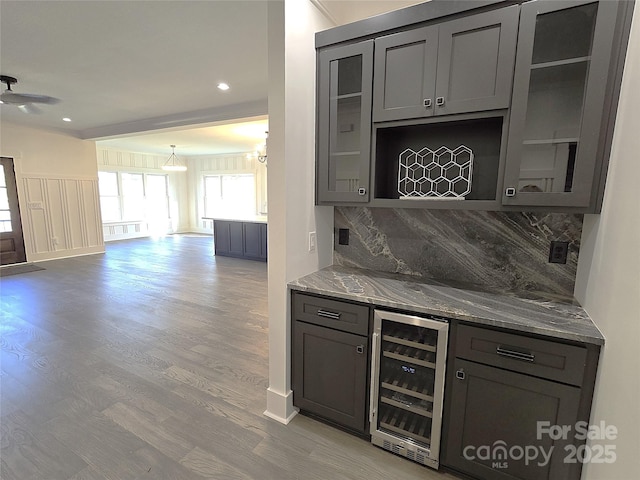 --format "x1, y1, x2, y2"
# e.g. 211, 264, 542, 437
315, 0, 633, 212
289, 284, 603, 480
